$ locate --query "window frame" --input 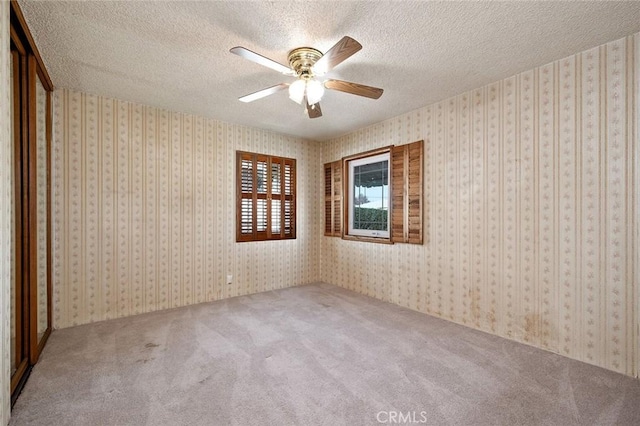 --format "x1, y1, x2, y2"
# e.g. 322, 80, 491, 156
236, 151, 296, 243
342, 146, 394, 244
346, 152, 391, 239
